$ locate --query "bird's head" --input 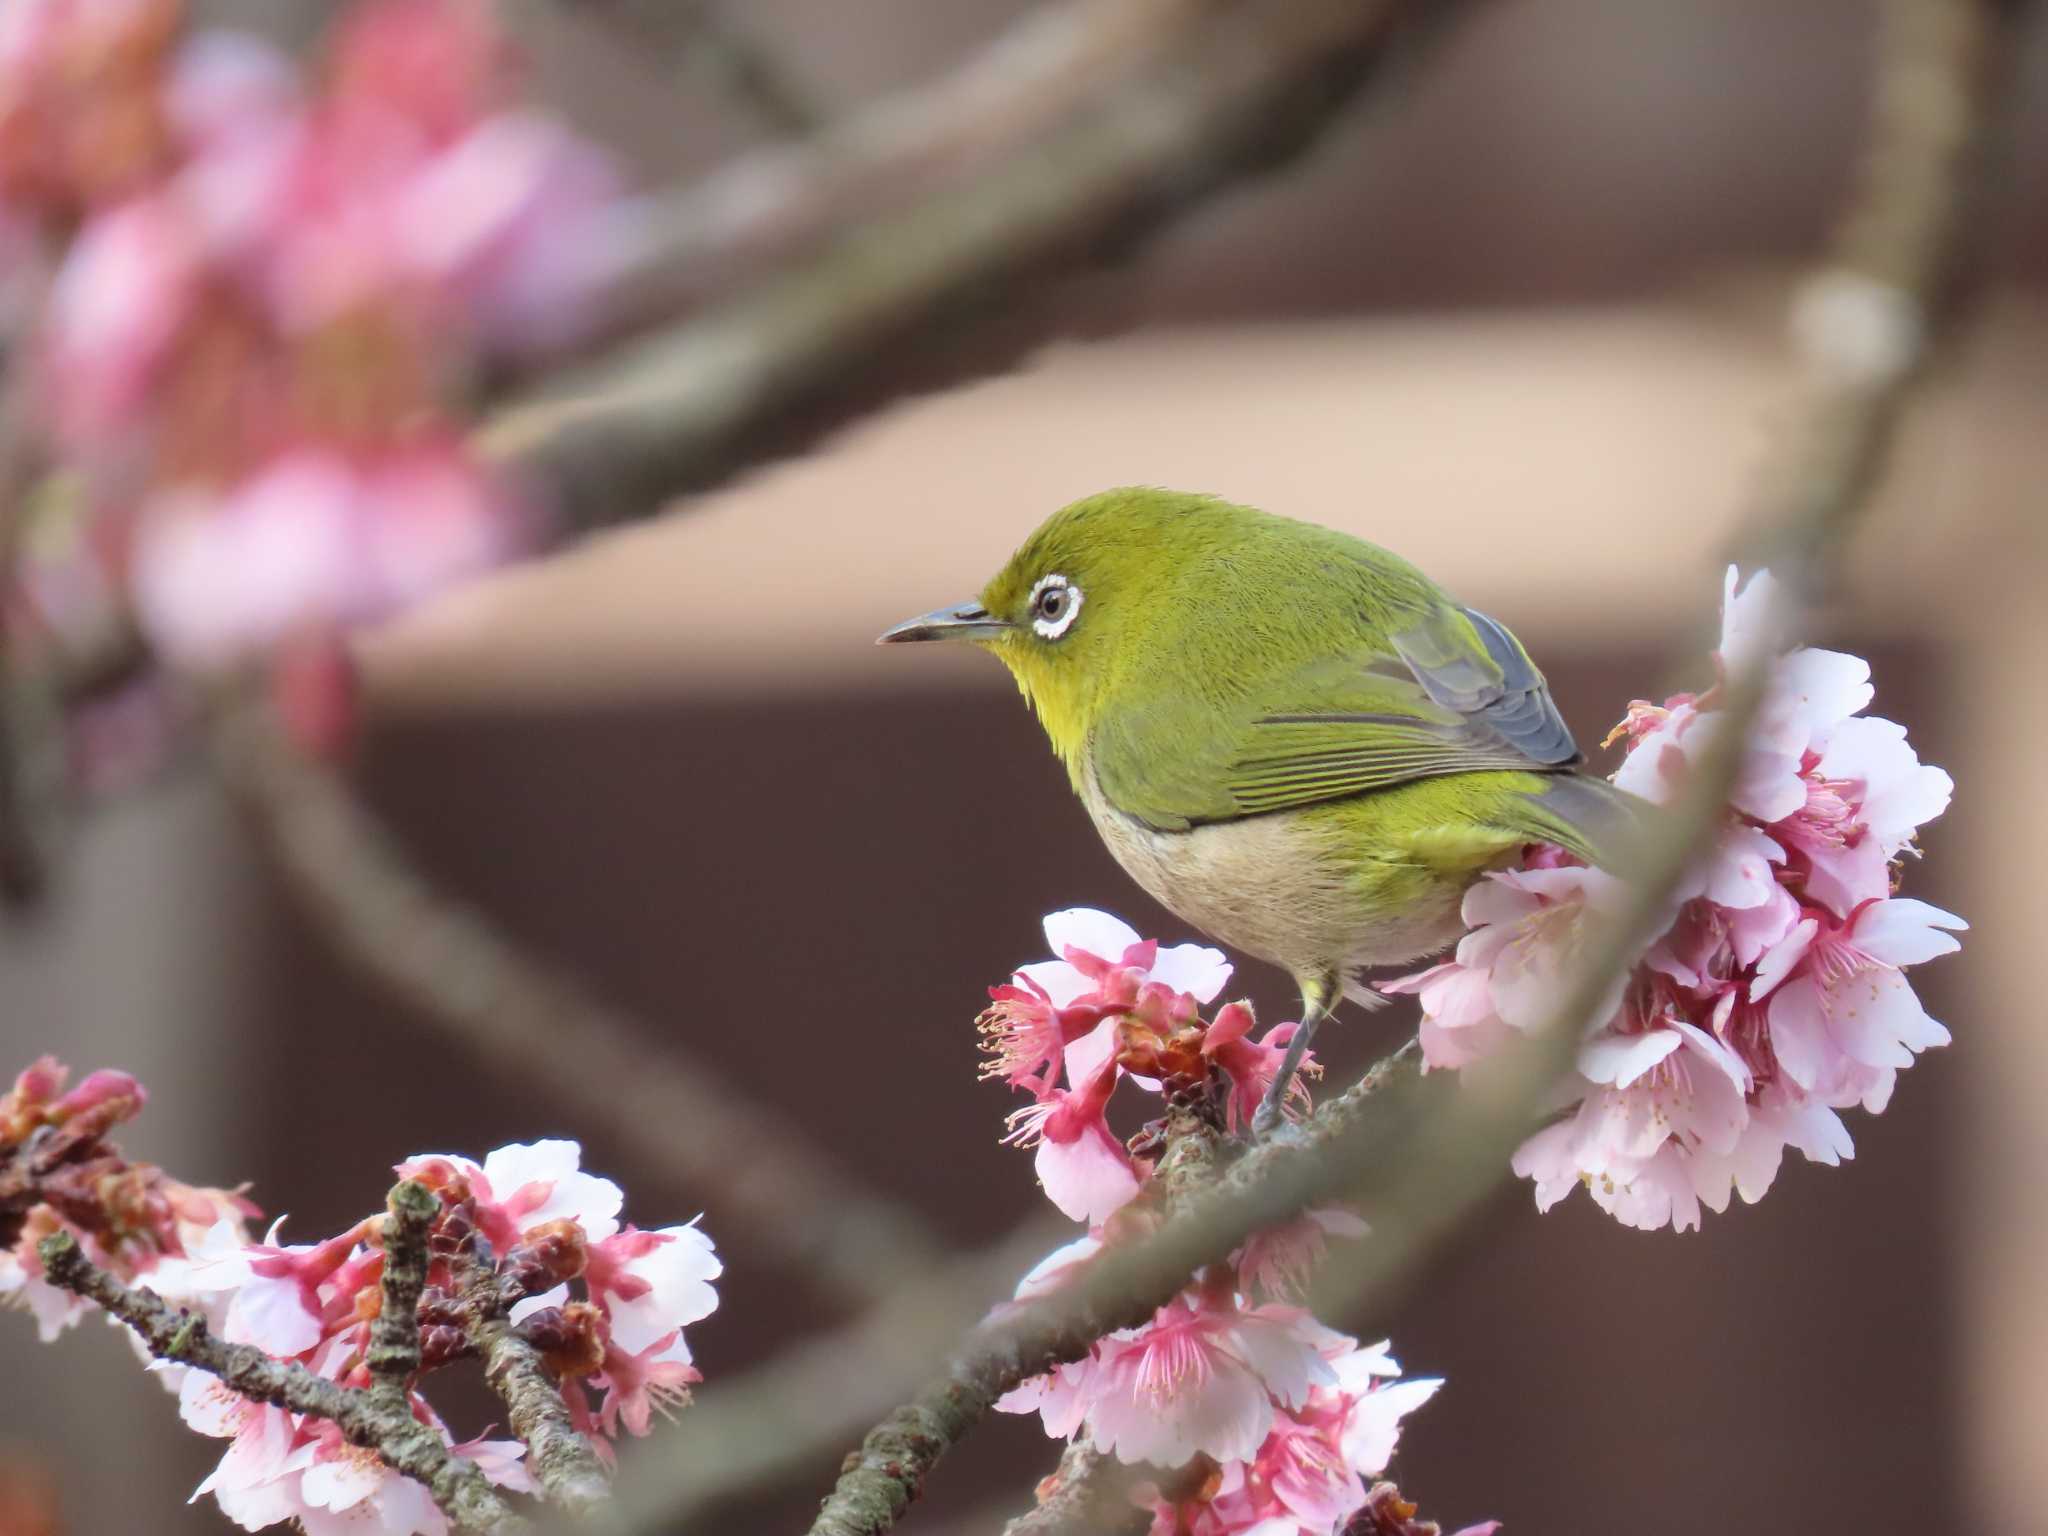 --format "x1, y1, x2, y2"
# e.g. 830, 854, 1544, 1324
878, 487, 1210, 777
